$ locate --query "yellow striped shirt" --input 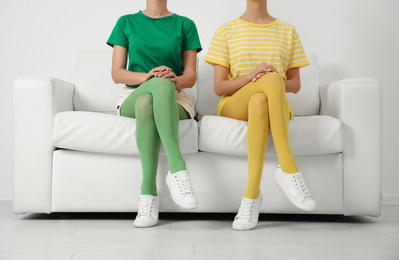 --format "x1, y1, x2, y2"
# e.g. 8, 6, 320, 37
205, 18, 309, 81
